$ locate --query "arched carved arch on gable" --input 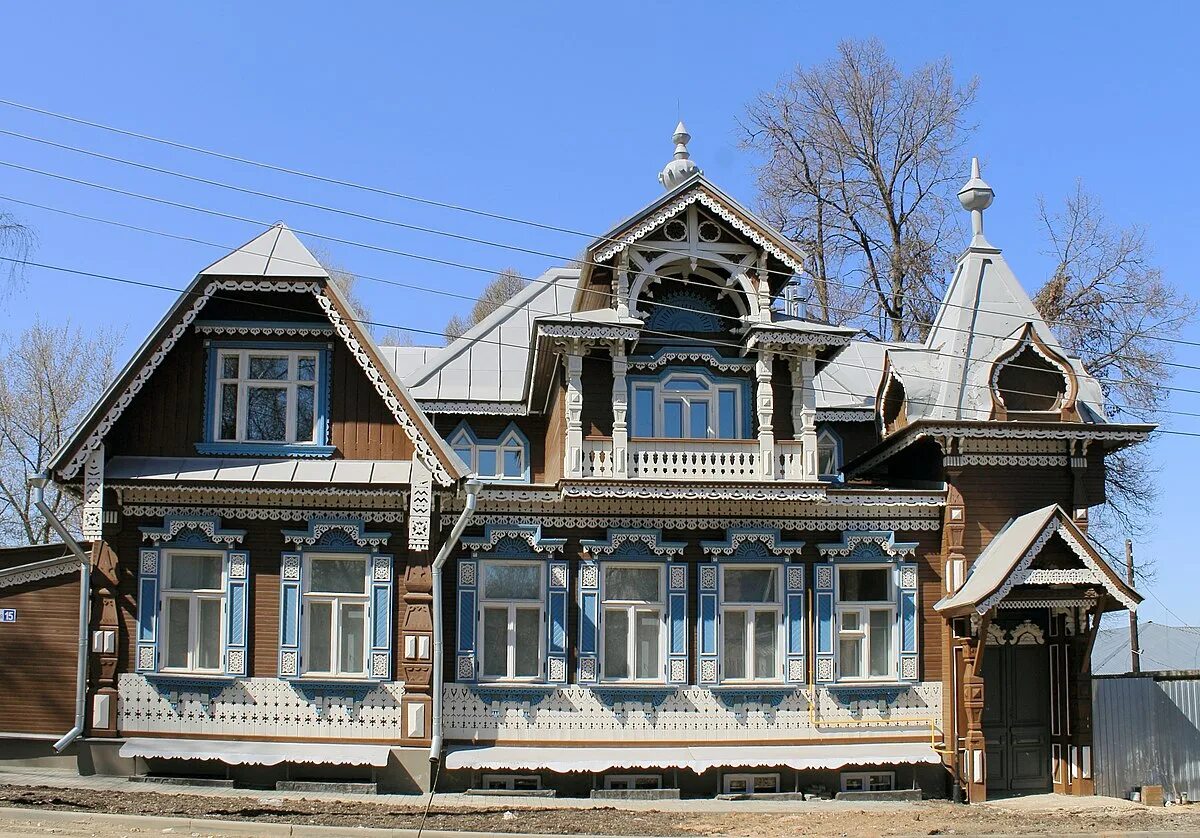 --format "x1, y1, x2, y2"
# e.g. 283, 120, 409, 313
989, 323, 1078, 421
